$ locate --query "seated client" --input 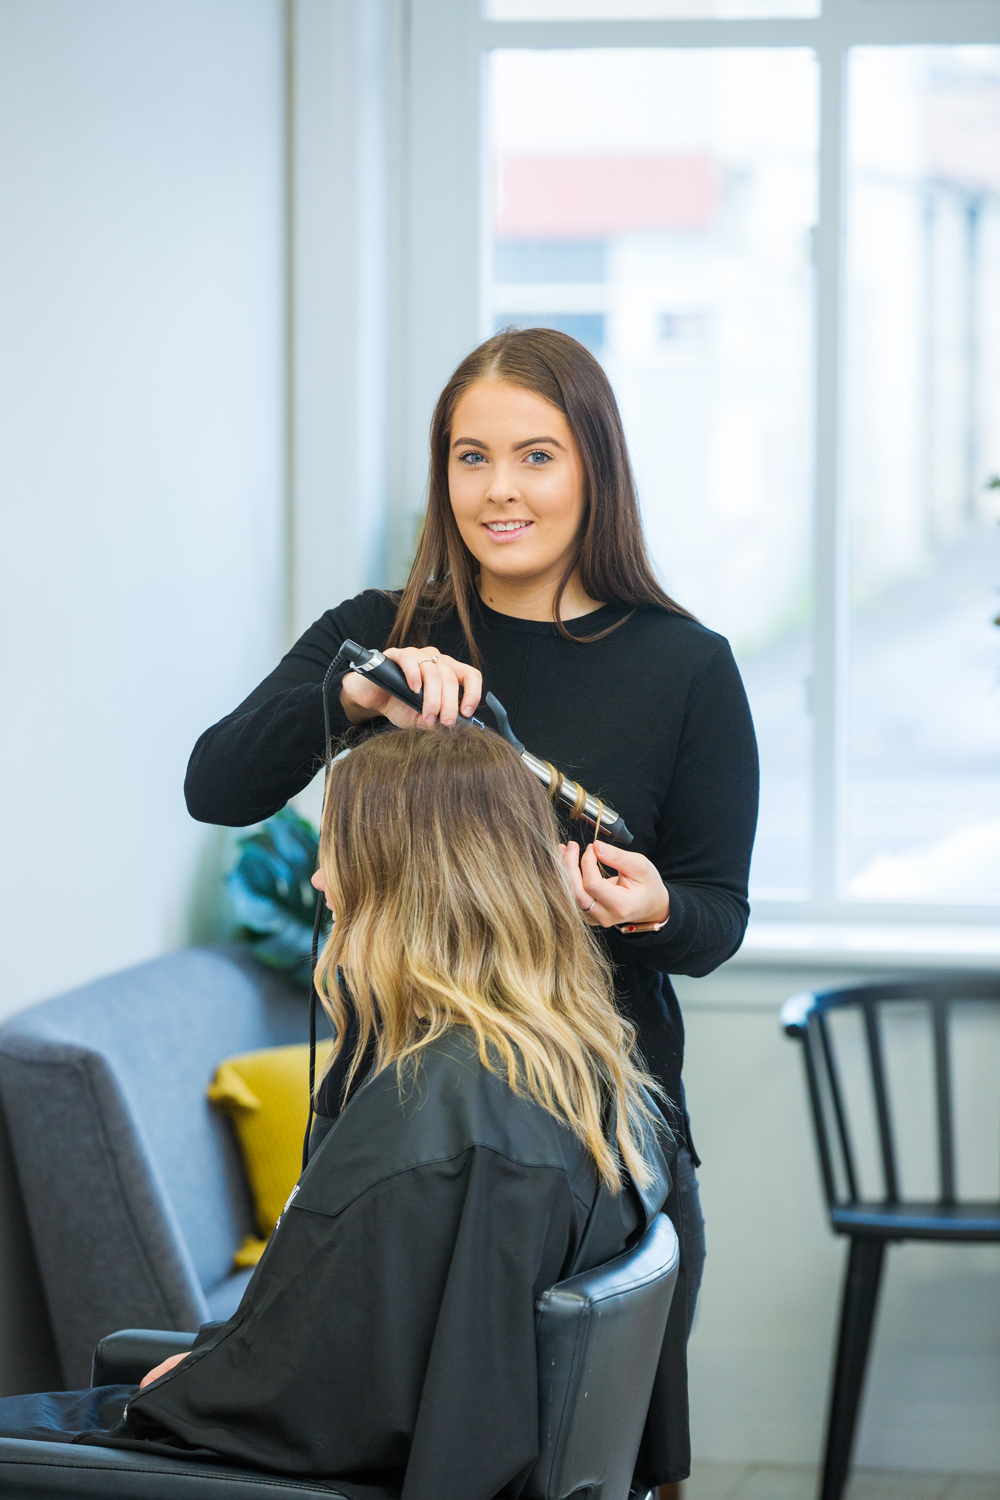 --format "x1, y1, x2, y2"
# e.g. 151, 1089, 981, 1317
0, 725, 672, 1500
